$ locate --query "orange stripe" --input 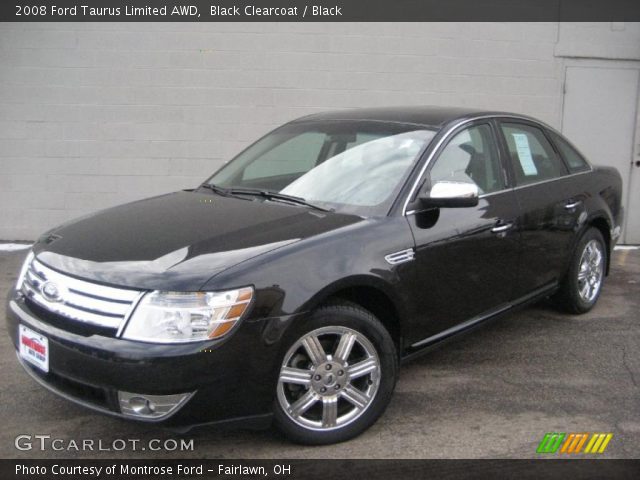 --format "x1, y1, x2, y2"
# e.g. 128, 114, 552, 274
560, 434, 575, 453
567, 434, 582, 453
